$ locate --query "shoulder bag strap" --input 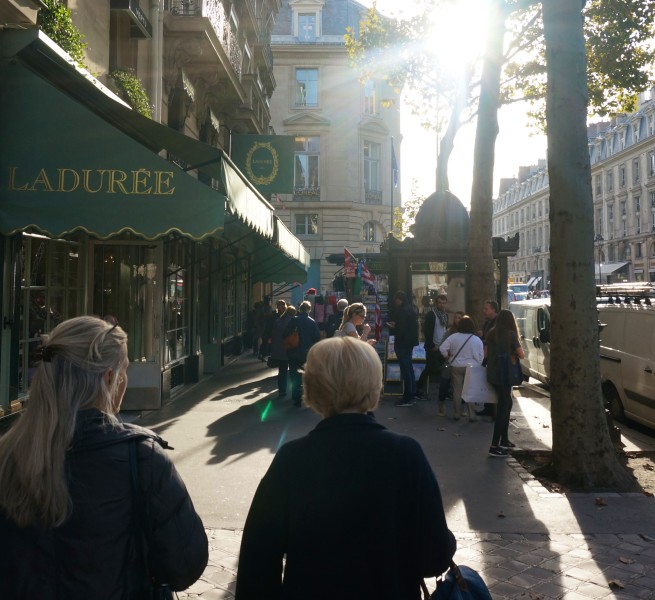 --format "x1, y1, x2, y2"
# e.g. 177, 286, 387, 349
449, 334, 473, 363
